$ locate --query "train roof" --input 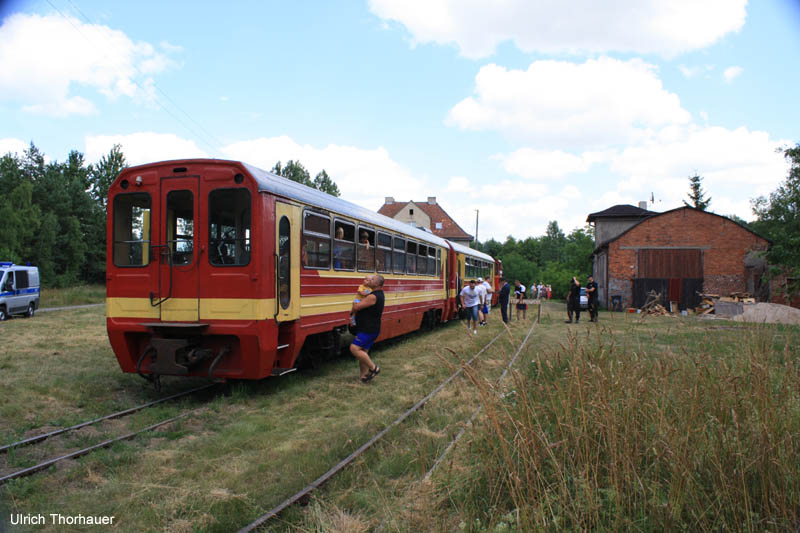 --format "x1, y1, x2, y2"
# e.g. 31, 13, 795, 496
242, 162, 453, 248
448, 241, 494, 262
